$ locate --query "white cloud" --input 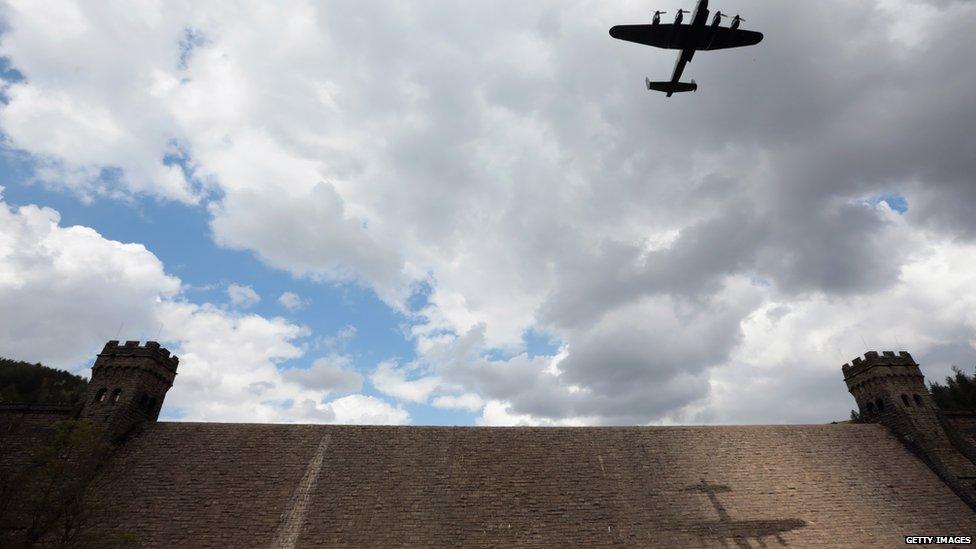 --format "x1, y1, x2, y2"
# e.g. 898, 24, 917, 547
325, 394, 409, 425
282, 355, 363, 395
0, 187, 180, 366
477, 400, 594, 427
431, 393, 484, 412
370, 360, 442, 403
0, 191, 405, 424
277, 291, 306, 311
2, 1, 976, 426
153, 300, 311, 422
698, 225, 976, 425
226, 283, 260, 308
0, 3, 199, 203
